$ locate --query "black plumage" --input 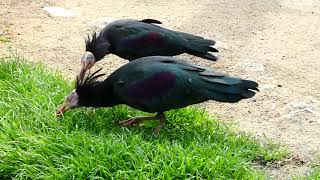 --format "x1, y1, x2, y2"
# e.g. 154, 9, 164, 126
59, 56, 258, 134
86, 19, 218, 61
79, 19, 219, 81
